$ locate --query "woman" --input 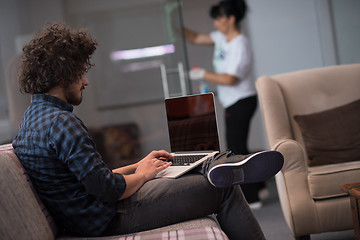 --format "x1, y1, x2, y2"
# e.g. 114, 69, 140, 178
184, 0, 265, 209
